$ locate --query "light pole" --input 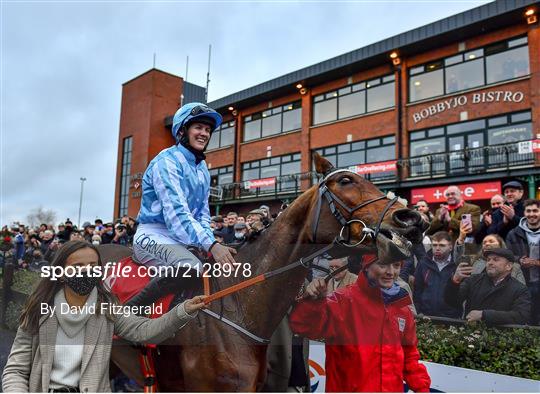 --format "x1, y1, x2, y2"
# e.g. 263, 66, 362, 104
78, 177, 86, 229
